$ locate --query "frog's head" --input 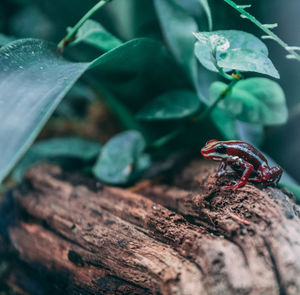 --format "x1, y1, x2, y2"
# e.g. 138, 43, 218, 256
201, 139, 227, 161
